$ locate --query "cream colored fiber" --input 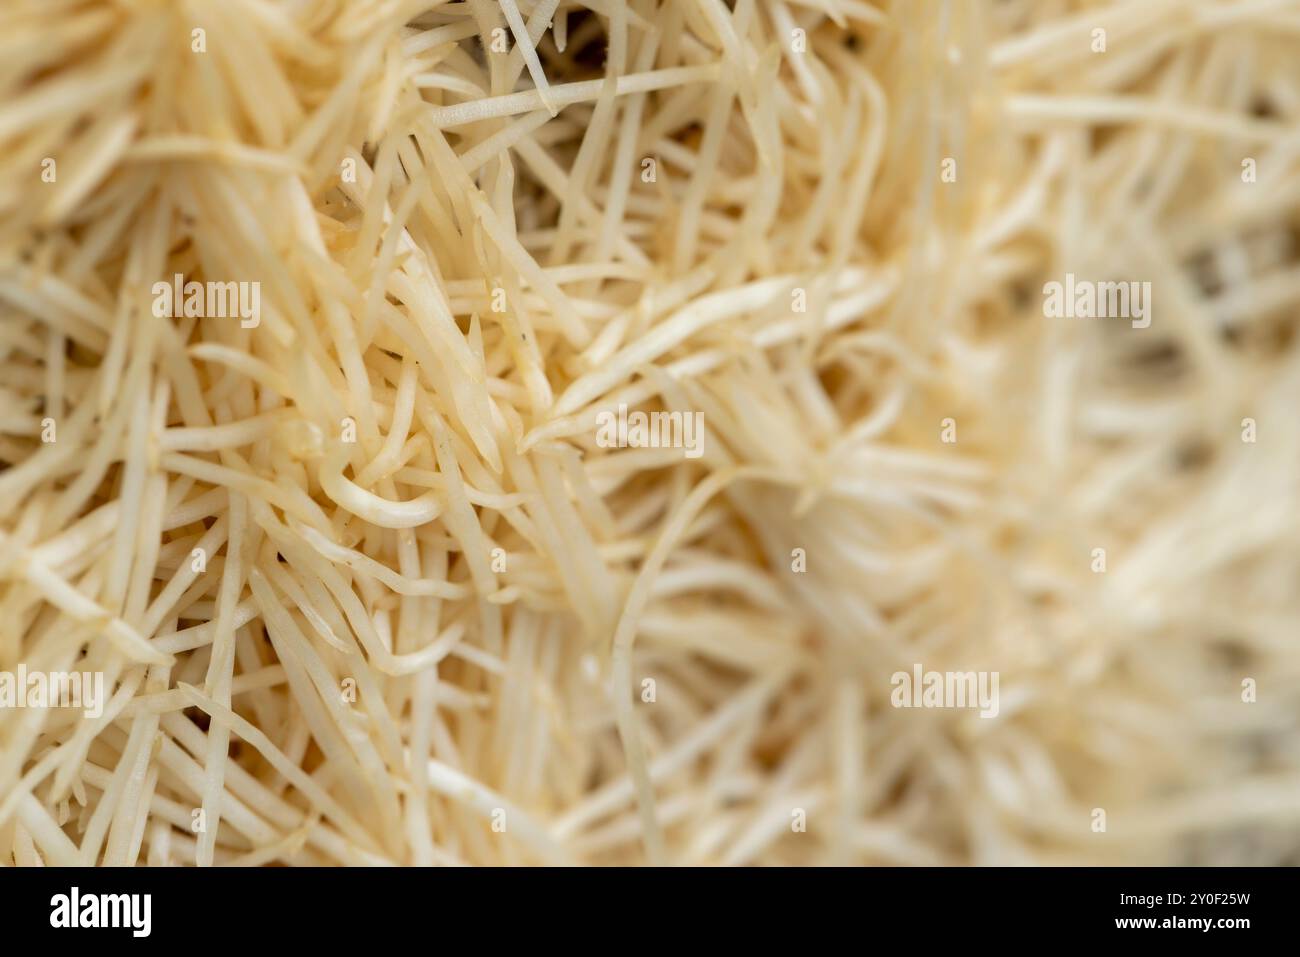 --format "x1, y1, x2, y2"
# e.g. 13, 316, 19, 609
1, 0, 1299, 866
